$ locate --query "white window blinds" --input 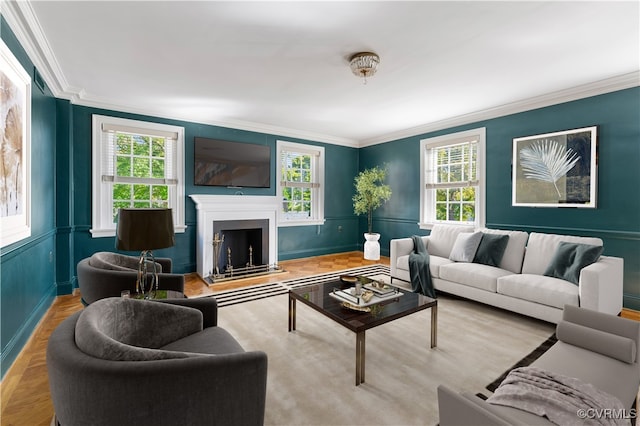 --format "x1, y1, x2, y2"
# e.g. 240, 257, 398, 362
100, 124, 179, 185
91, 114, 186, 237
279, 146, 321, 188
425, 139, 478, 189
